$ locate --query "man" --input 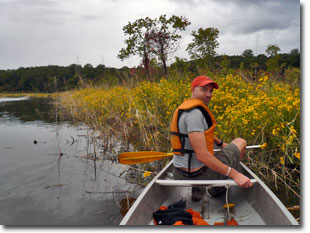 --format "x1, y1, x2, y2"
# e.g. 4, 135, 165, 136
171, 75, 253, 201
